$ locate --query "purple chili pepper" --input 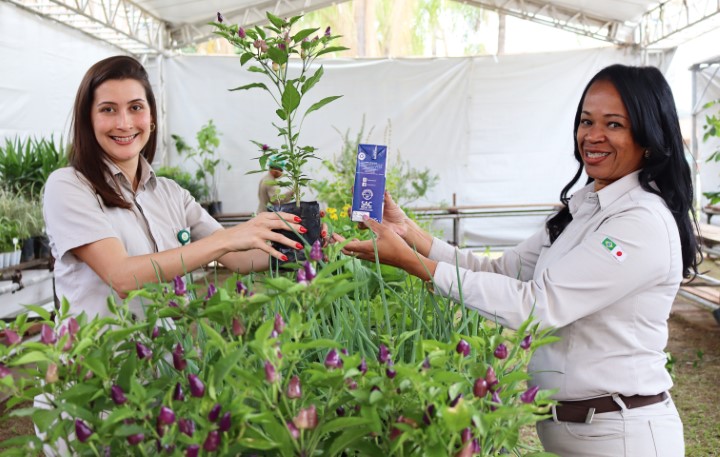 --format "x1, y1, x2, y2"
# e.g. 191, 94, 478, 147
185, 444, 200, 457
40, 324, 56, 345
216, 12, 224, 23
68, 317, 79, 337
188, 374, 205, 397
219, 412, 231, 432
238, 27, 246, 39
310, 239, 322, 261
3, 329, 20, 345
151, 326, 160, 339
296, 268, 308, 284
110, 385, 127, 405
450, 393, 463, 407
261, 144, 269, 151
265, 361, 277, 383
126, 433, 144, 445
472, 439, 482, 453
473, 378, 489, 398
274, 313, 285, 334
385, 360, 397, 379
378, 344, 390, 364
423, 404, 435, 425
520, 385, 540, 404
205, 283, 216, 299
486, 366, 499, 389
203, 430, 220, 451
173, 382, 185, 401
293, 404, 318, 430
136, 341, 152, 360
358, 357, 368, 375
324, 26, 331, 37
324, 349, 342, 369
0, 364, 11, 379
461, 427, 472, 443
208, 403, 221, 422
303, 261, 316, 281
173, 343, 187, 371
491, 391, 502, 408
178, 418, 195, 437
158, 406, 176, 425
422, 357, 431, 370
336, 406, 346, 416
75, 419, 93, 443
456, 339, 470, 357
287, 375, 302, 399
494, 343, 508, 360
345, 378, 358, 390
278, 42, 287, 51
287, 421, 300, 439
520, 334, 532, 350
173, 276, 186, 295
231, 317, 245, 336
